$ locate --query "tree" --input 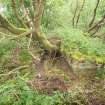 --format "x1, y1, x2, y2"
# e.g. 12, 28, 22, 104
75, 0, 85, 28
0, 0, 77, 79
72, 0, 79, 28
0, 0, 57, 52
89, 0, 100, 27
